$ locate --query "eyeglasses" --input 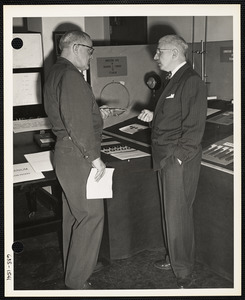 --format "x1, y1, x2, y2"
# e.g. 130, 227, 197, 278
75, 43, 94, 55
156, 48, 174, 55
